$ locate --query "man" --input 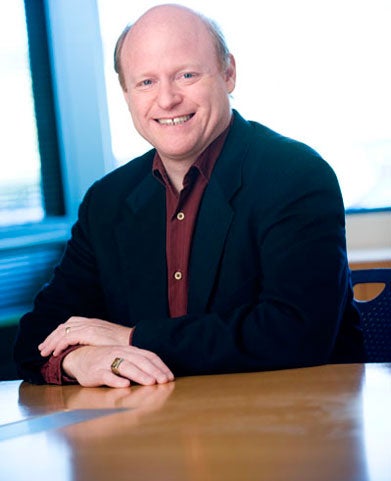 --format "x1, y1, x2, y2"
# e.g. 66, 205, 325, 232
14, 4, 364, 387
